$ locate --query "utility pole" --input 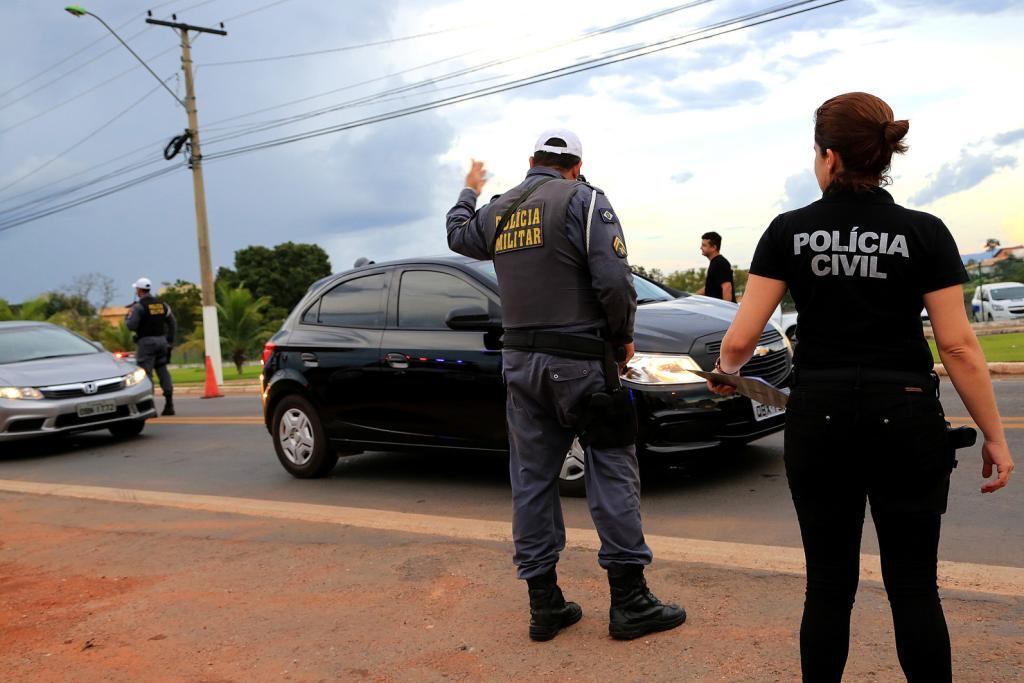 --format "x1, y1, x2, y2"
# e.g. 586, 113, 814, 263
146, 14, 227, 385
